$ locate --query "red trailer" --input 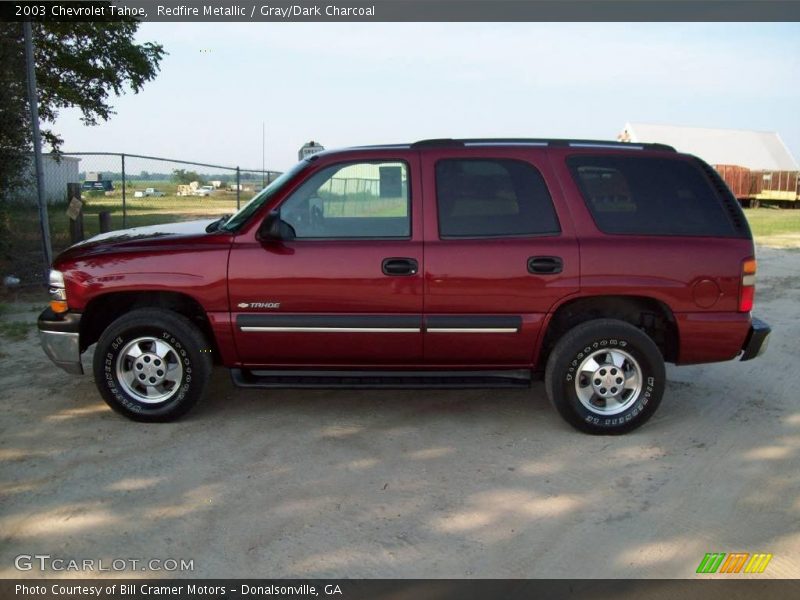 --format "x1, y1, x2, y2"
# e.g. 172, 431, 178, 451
714, 165, 752, 199
714, 164, 799, 207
